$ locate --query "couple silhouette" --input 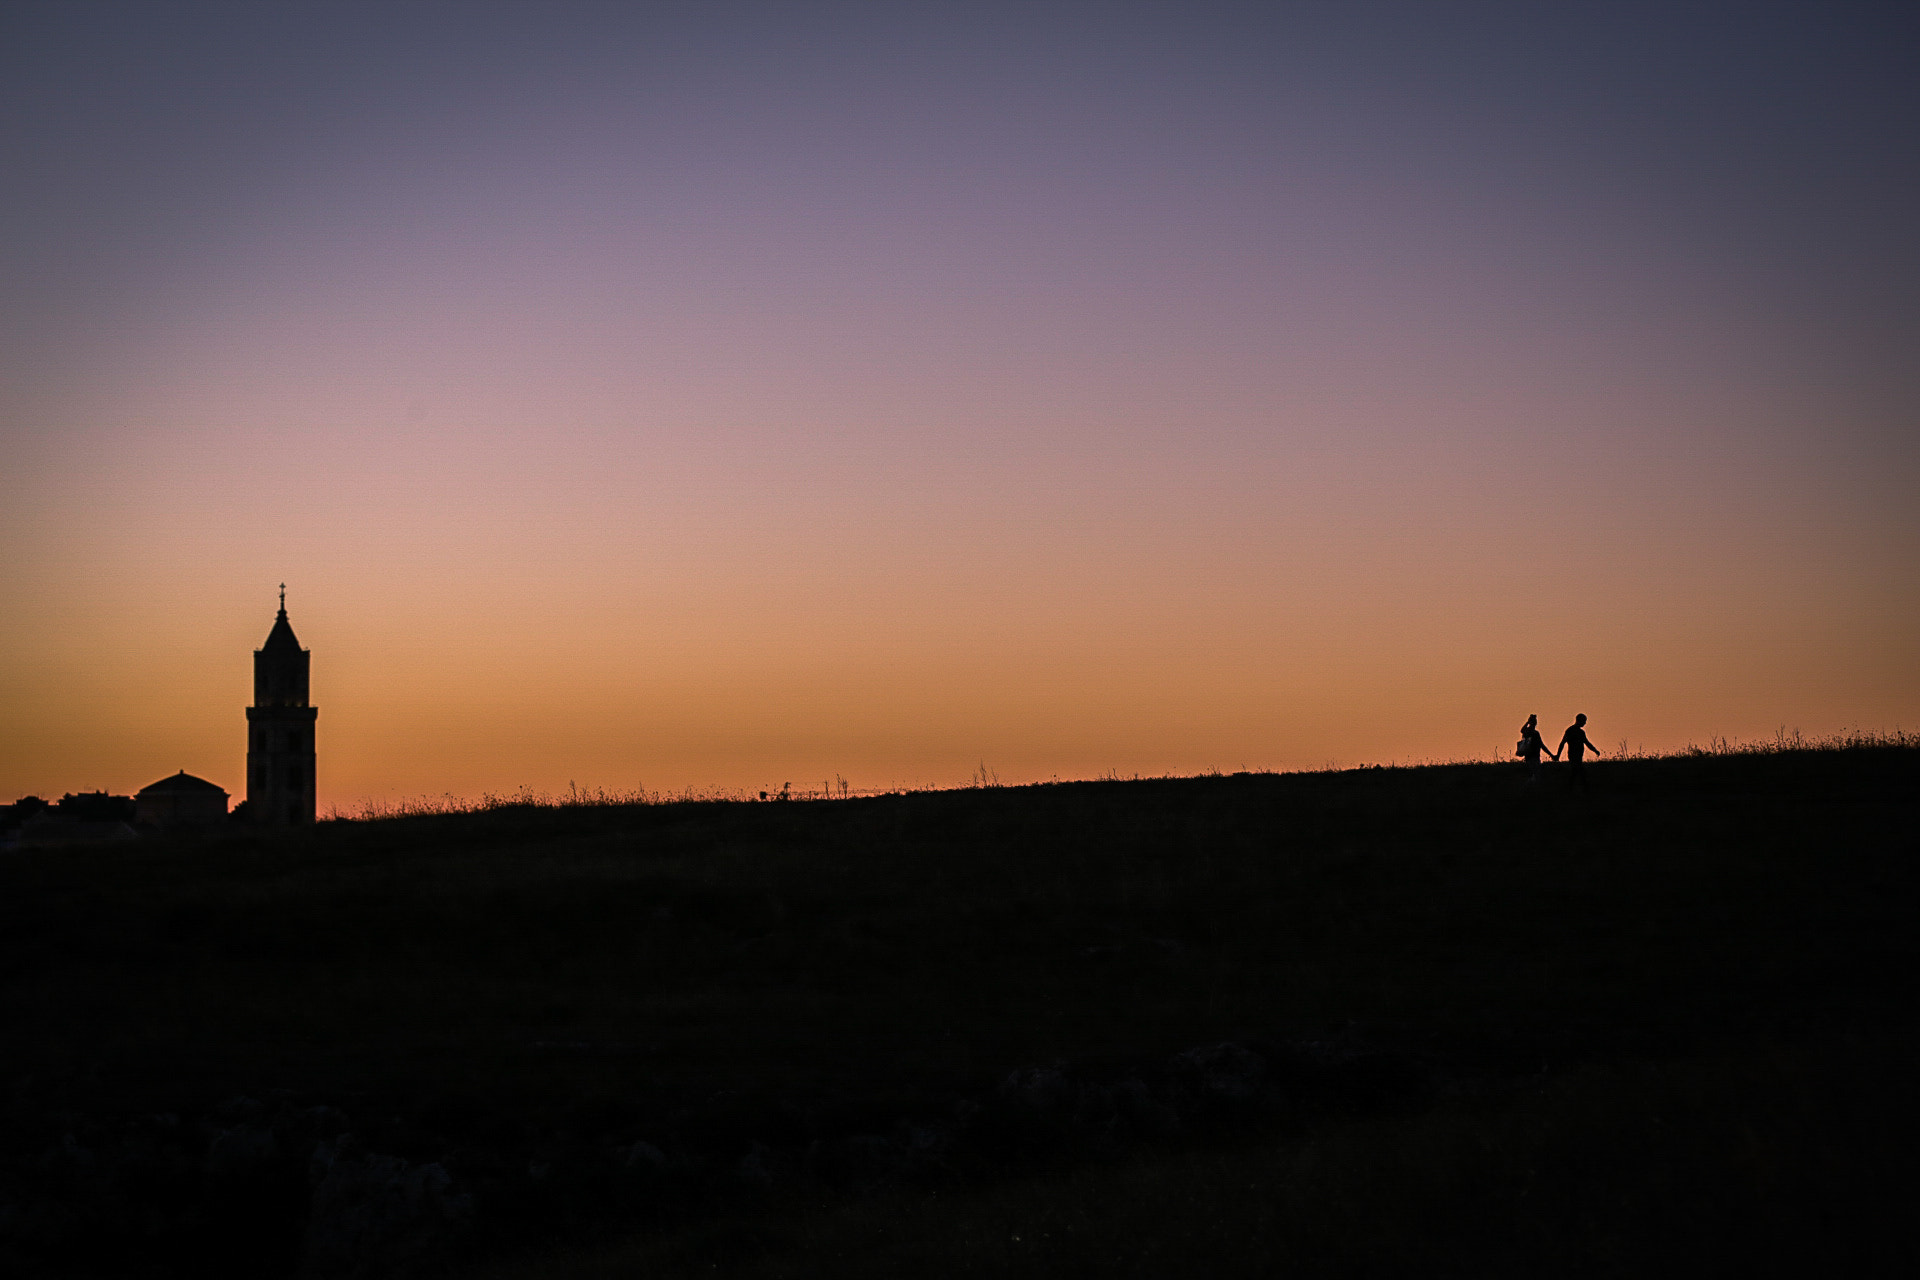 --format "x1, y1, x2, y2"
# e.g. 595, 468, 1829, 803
1517, 713, 1601, 788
